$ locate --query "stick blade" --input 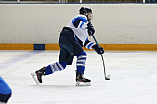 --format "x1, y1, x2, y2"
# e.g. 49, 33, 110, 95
105, 74, 110, 80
